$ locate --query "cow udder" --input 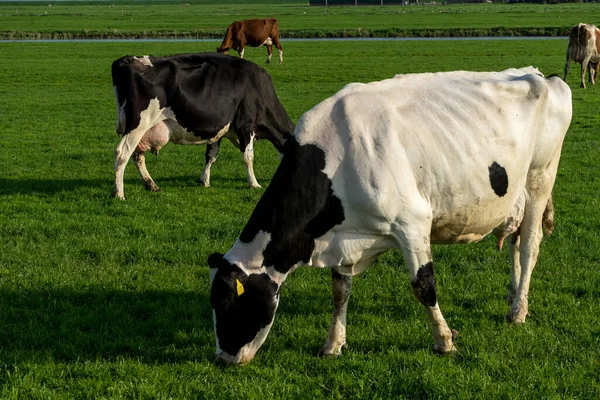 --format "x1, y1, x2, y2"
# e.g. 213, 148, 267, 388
137, 122, 170, 154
